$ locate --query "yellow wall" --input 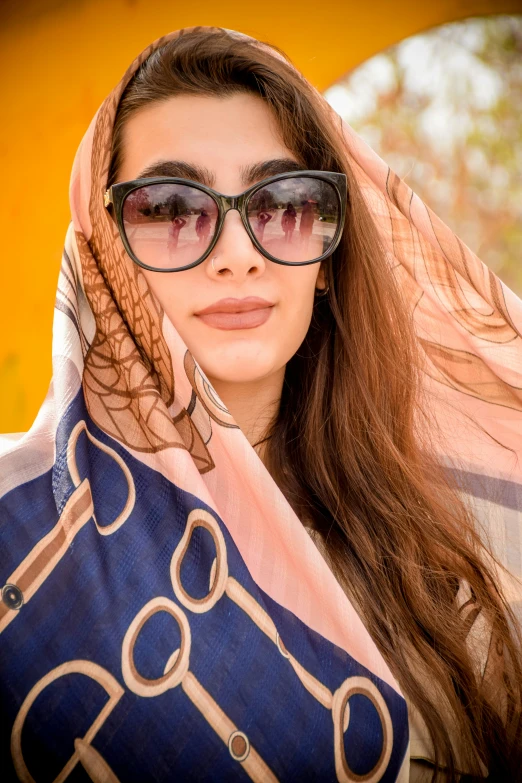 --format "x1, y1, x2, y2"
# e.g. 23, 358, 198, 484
1, 0, 520, 433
